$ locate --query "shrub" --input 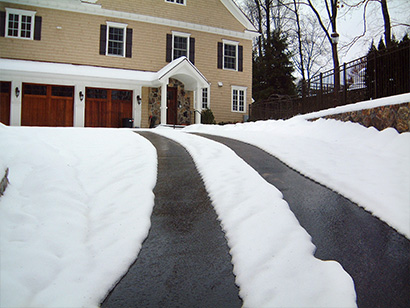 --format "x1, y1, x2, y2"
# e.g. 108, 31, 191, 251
201, 108, 216, 124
